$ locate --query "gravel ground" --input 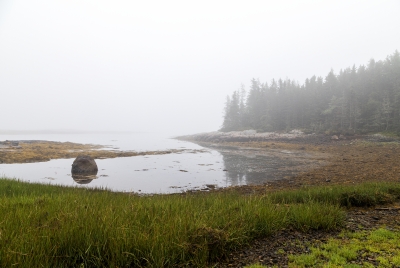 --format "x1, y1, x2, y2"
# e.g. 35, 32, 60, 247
214, 204, 400, 267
